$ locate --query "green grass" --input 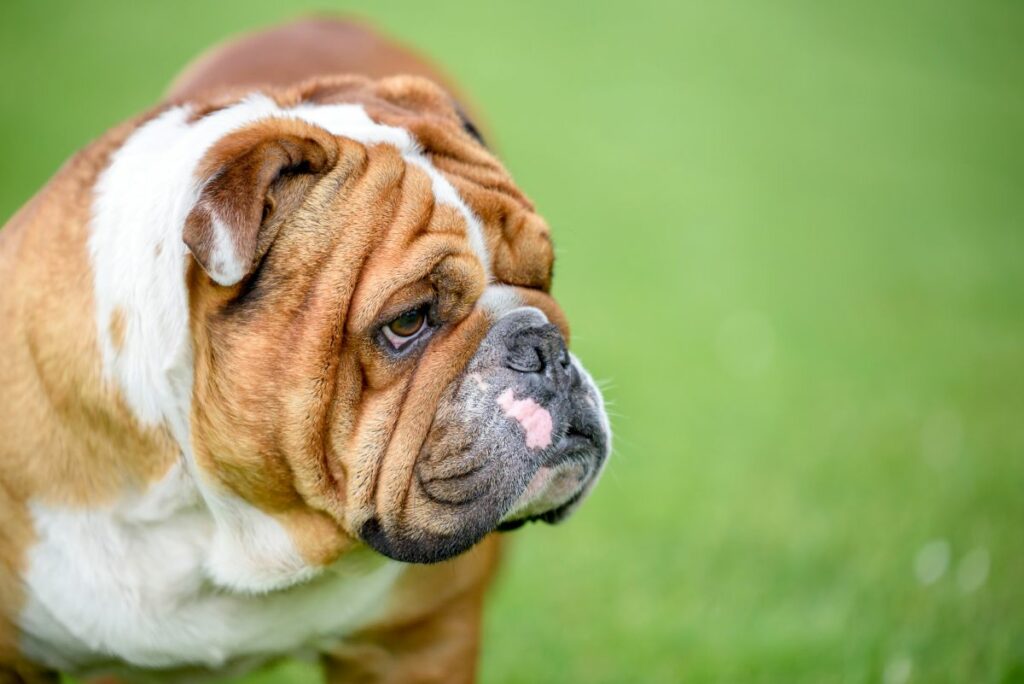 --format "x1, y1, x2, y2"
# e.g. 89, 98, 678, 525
5, 0, 1024, 681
